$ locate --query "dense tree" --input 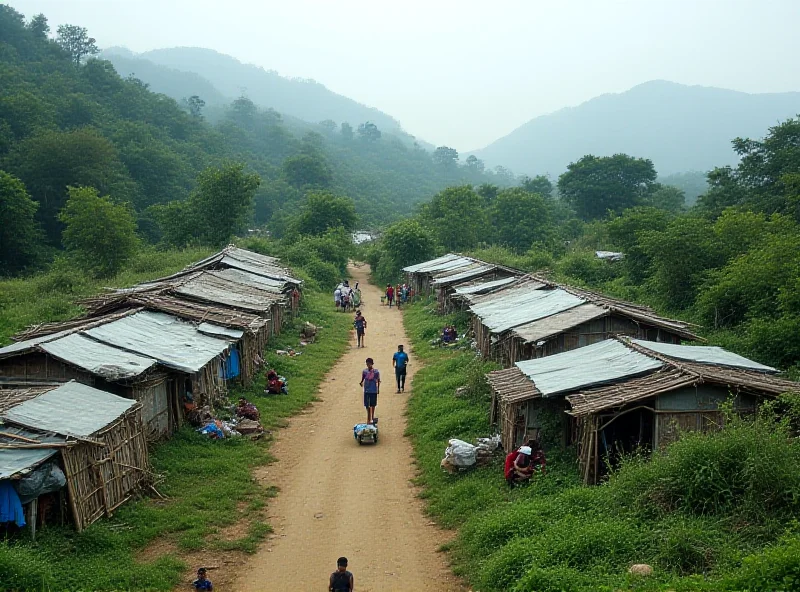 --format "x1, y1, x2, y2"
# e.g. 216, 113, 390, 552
477, 183, 499, 203
184, 95, 205, 119
0, 170, 43, 275
432, 146, 459, 167
59, 186, 138, 277
558, 154, 658, 220
318, 119, 337, 133
520, 174, 553, 198
644, 184, 686, 212
291, 191, 357, 236
489, 188, 550, 252
340, 122, 354, 140
190, 163, 260, 246
420, 186, 486, 251
381, 218, 438, 270
606, 207, 672, 282
465, 154, 484, 172
282, 153, 332, 188
6, 128, 135, 243
55, 24, 98, 65
27, 13, 49, 38
357, 121, 381, 141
